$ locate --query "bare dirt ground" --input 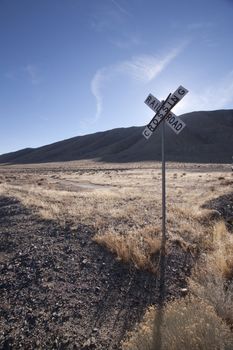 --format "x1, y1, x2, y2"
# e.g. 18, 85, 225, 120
0, 196, 192, 349
0, 161, 232, 349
